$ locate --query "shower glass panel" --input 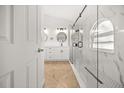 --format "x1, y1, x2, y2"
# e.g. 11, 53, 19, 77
71, 29, 83, 72
70, 5, 124, 88
97, 5, 122, 88
71, 5, 98, 88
